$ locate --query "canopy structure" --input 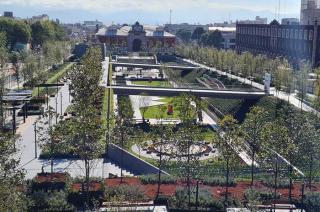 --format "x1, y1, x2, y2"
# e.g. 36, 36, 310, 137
2, 90, 33, 134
